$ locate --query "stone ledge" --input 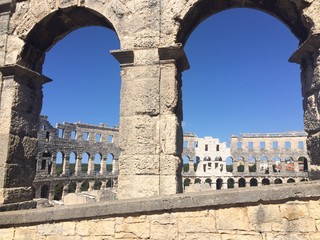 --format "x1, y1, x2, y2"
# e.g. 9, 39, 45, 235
1, 181, 320, 227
